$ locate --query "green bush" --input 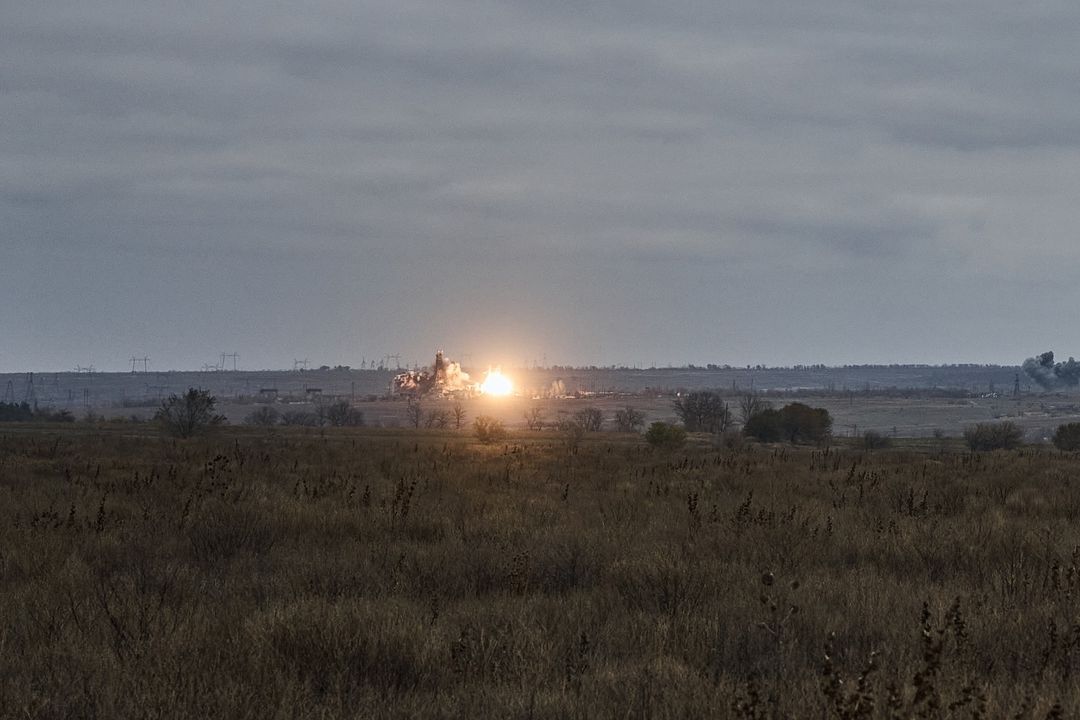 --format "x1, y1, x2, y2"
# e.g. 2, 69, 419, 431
963, 422, 1023, 451
644, 422, 686, 450
1053, 423, 1080, 451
